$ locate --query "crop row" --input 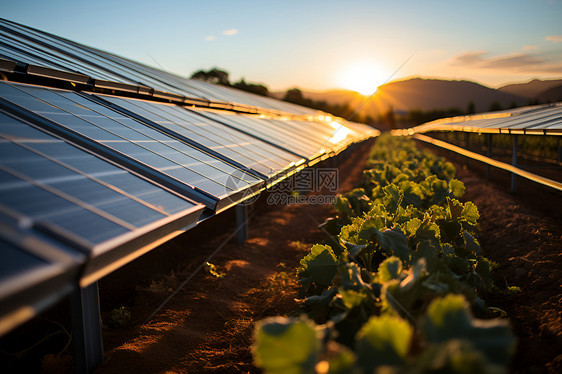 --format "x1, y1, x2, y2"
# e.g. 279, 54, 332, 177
252, 134, 515, 374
